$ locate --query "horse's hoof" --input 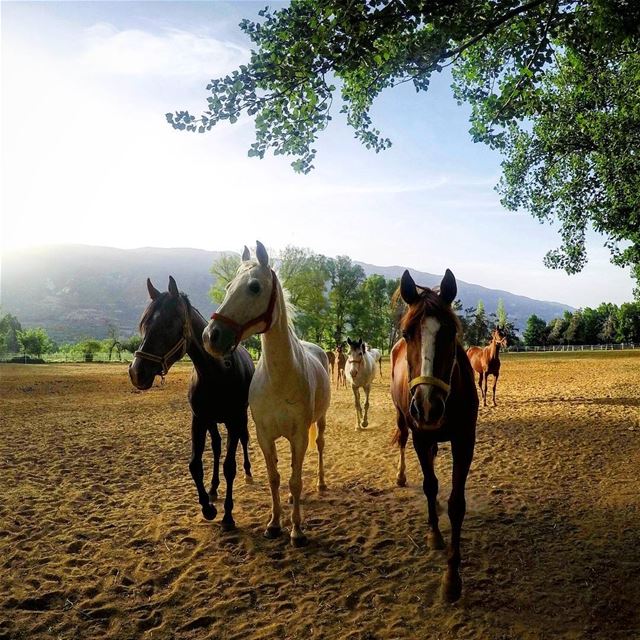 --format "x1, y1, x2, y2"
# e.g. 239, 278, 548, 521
396, 474, 407, 487
442, 572, 462, 603
221, 517, 236, 531
428, 530, 446, 550
290, 534, 308, 548
244, 474, 254, 484
317, 483, 328, 493
264, 526, 282, 539
201, 504, 217, 521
